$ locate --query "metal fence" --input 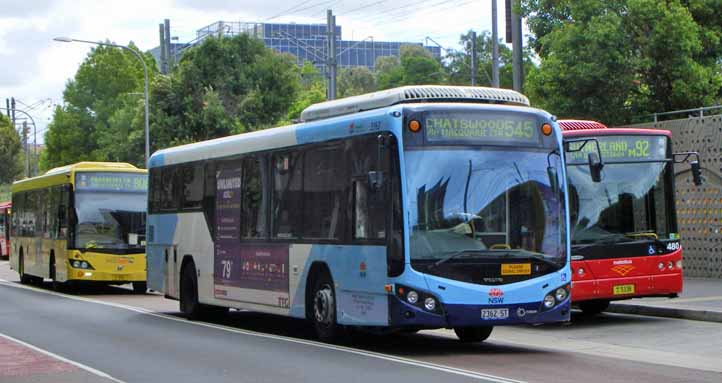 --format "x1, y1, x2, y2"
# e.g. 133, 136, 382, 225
621, 115, 722, 278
